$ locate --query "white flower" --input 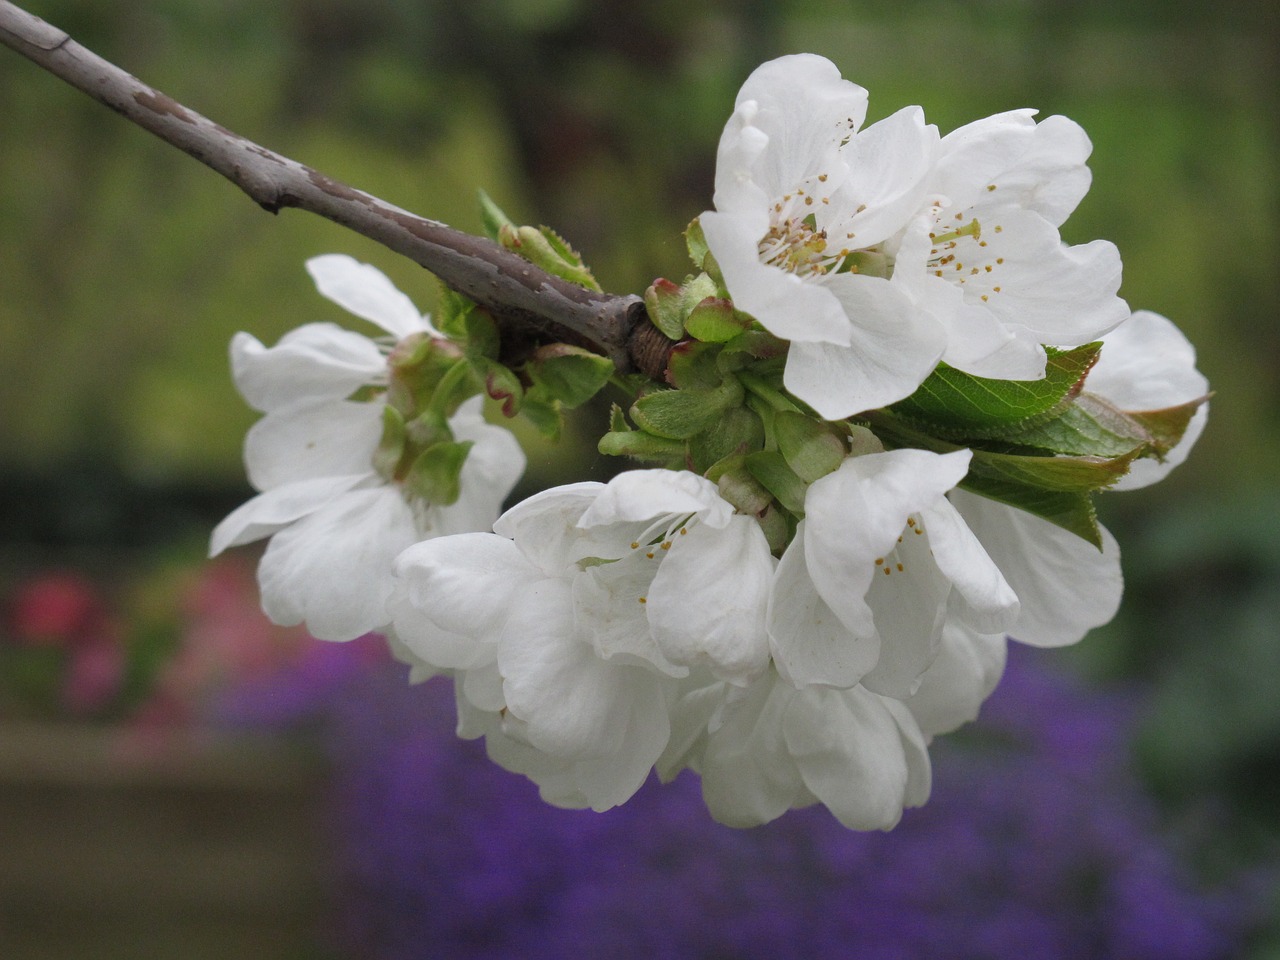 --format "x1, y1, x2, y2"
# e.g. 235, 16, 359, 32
658, 668, 932, 830
210, 254, 525, 641
1085, 309, 1209, 490
389, 469, 775, 810
701, 53, 947, 418
892, 109, 1130, 379
768, 447, 1019, 697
